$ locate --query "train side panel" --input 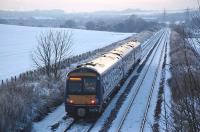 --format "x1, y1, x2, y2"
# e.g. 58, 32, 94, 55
101, 44, 142, 103
122, 49, 135, 75
101, 60, 124, 100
